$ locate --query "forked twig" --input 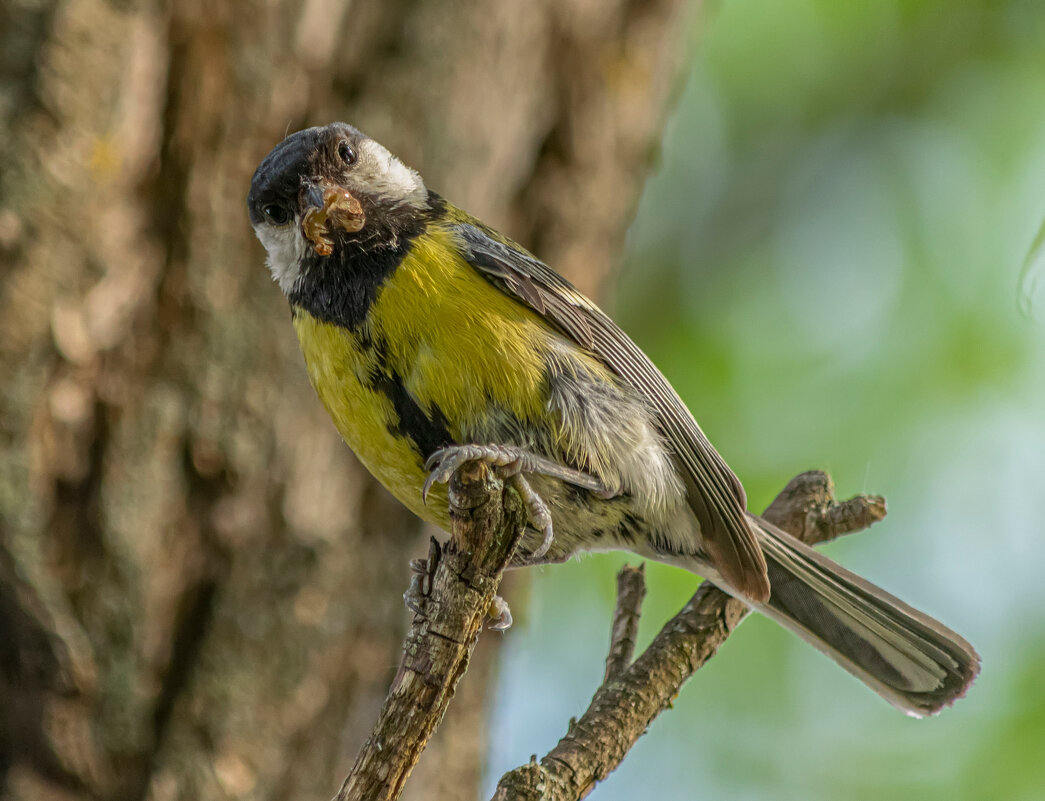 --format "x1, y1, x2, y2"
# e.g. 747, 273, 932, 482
491, 471, 885, 801
334, 468, 885, 801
